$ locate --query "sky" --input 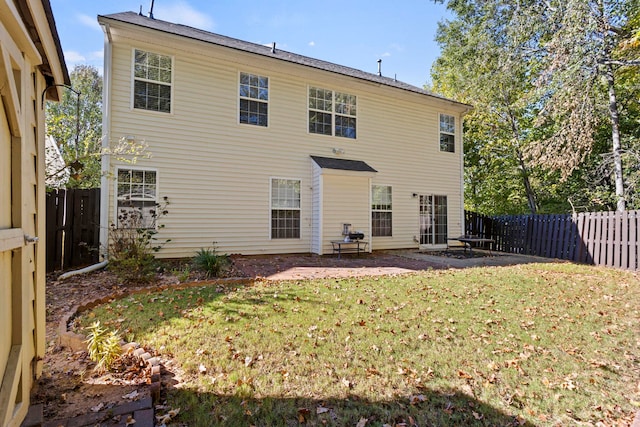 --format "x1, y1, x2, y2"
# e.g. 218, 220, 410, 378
49, 0, 452, 88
